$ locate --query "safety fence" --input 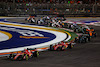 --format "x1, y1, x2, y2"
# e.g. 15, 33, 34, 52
0, 2, 100, 17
